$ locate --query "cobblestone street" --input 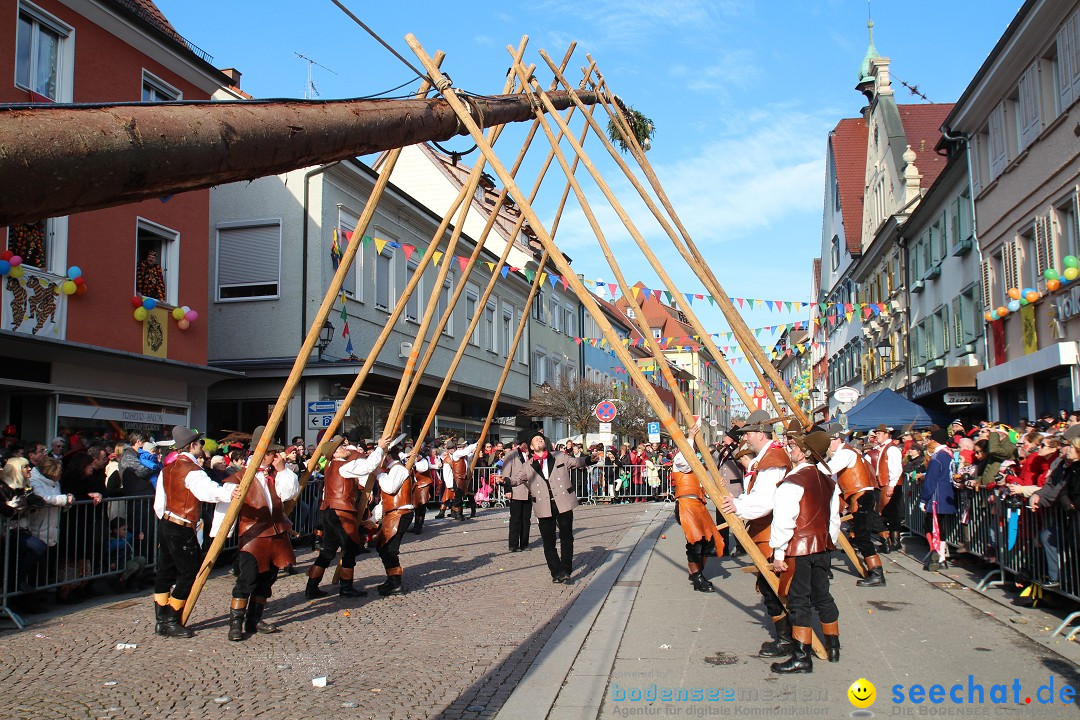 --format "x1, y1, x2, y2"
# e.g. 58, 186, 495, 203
0, 504, 650, 720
